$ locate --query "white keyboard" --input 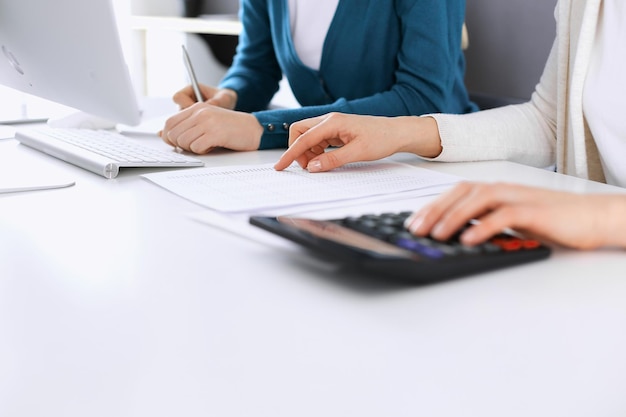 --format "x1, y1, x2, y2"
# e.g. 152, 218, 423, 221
15, 127, 204, 179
